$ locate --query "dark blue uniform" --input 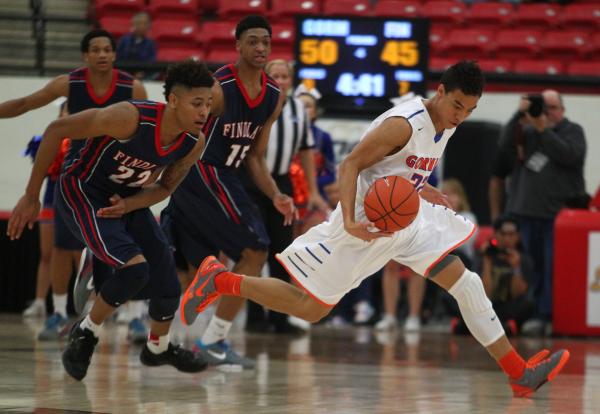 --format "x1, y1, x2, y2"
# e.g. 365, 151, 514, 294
54, 67, 134, 249
55, 101, 197, 300
162, 64, 280, 266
